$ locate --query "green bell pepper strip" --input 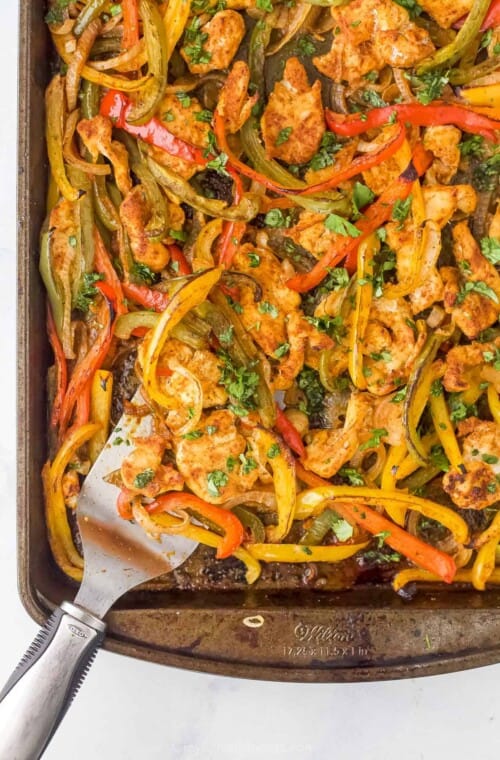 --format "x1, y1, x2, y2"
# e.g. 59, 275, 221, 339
232, 506, 266, 543
73, 0, 107, 36
40, 229, 65, 342
417, 0, 491, 74
126, 0, 168, 125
